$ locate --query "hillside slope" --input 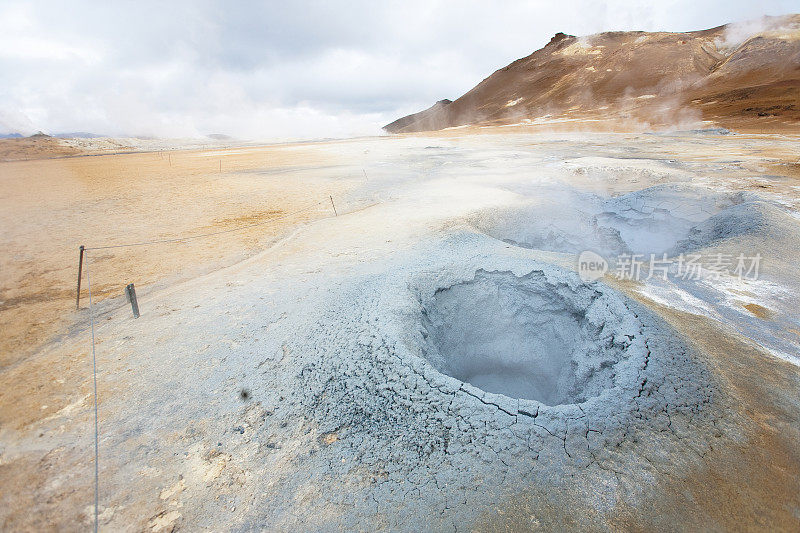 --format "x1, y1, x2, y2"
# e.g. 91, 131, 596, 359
385, 15, 800, 133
